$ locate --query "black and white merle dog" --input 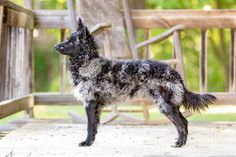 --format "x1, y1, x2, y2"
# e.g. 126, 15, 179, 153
55, 18, 216, 147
